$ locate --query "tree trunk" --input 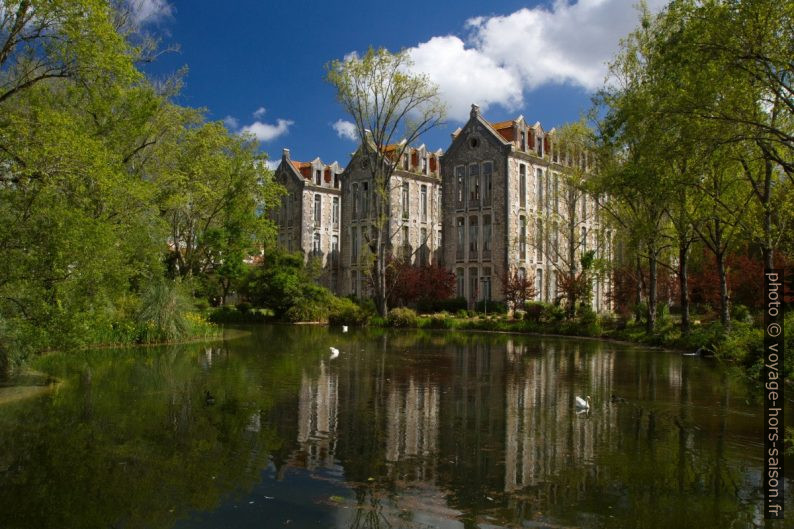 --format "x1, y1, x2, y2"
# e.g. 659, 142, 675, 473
679, 242, 690, 334
635, 252, 645, 324
646, 247, 657, 333
716, 250, 730, 329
